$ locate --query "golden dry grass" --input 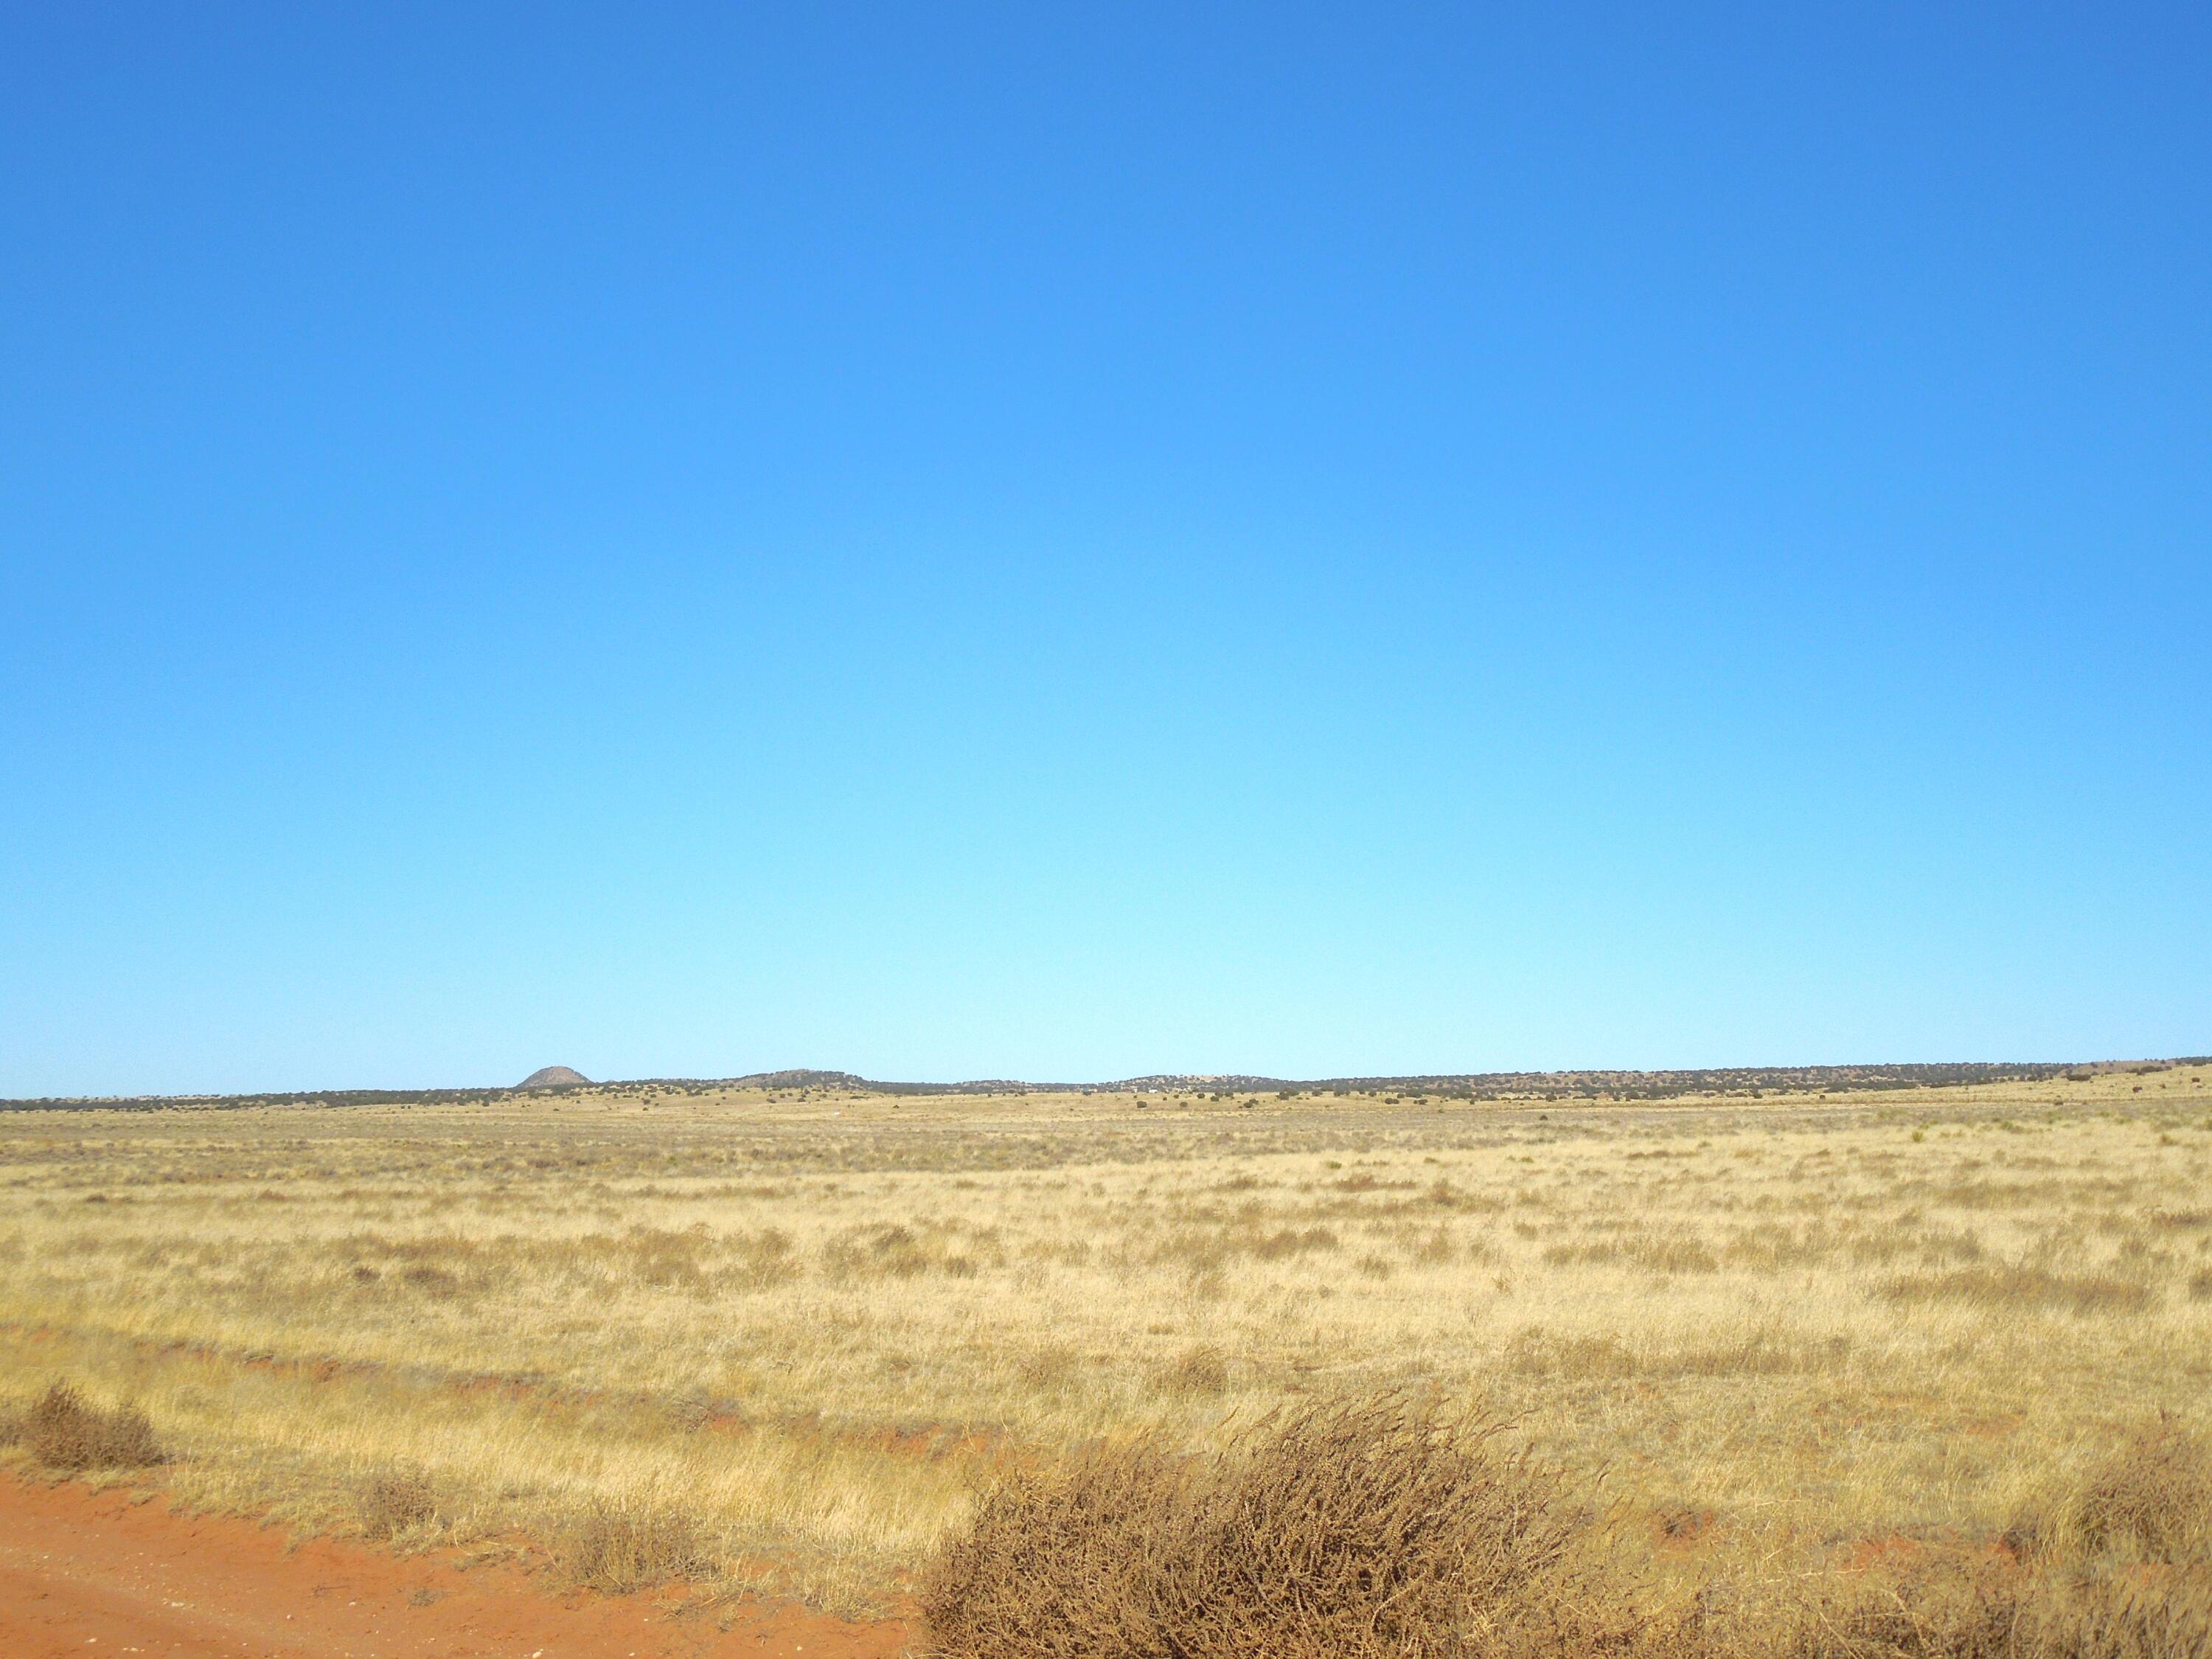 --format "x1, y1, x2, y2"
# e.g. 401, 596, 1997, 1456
1, 1066, 2208, 1619
923, 1397, 2212, 1659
